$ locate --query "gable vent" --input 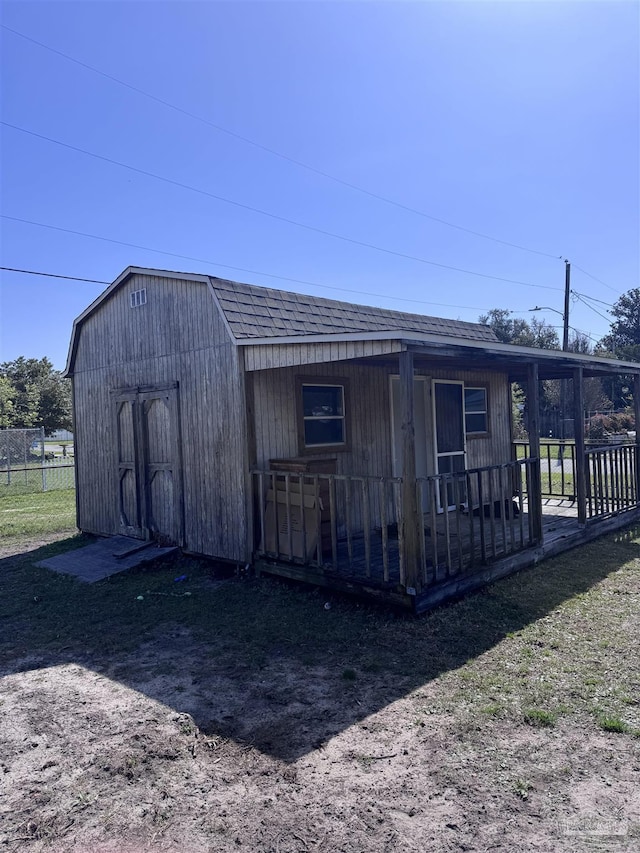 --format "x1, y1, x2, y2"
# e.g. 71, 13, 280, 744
130, 288, 147, 308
